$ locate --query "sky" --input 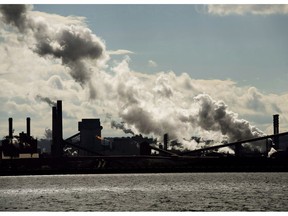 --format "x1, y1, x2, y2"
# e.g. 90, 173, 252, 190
0, 4, 288, 148
33, 4, 288, 94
